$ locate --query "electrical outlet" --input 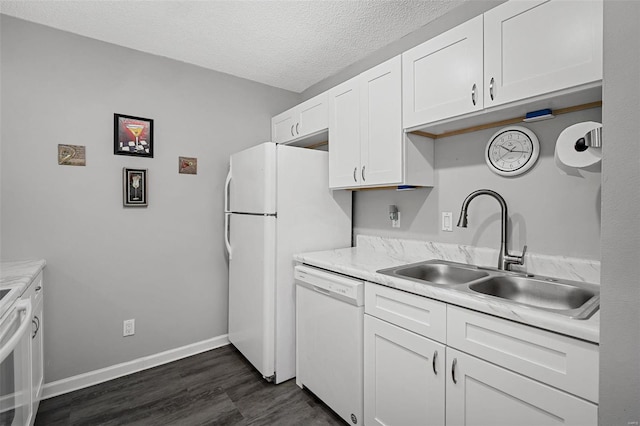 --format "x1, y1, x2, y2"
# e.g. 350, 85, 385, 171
442, 212, 453, 232
392, 212, 401, 228
123, 319, 135, 337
